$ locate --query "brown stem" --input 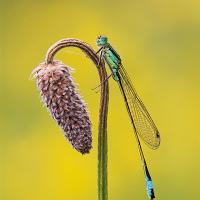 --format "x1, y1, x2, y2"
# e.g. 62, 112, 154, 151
45, 38, 109, 200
